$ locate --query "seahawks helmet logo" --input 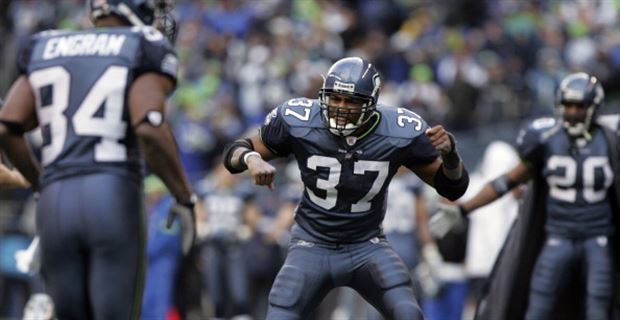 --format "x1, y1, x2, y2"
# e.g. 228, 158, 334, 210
333, 81, 355, 93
